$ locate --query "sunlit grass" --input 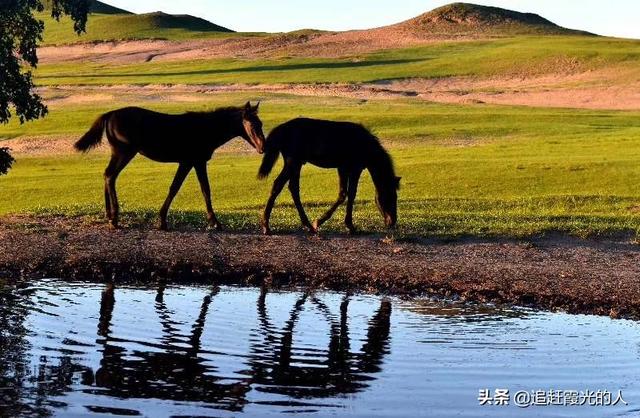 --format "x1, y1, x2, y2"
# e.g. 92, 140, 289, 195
2, 95, 640, 237
34, 36, 640, 86
38, 12, 244, 44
